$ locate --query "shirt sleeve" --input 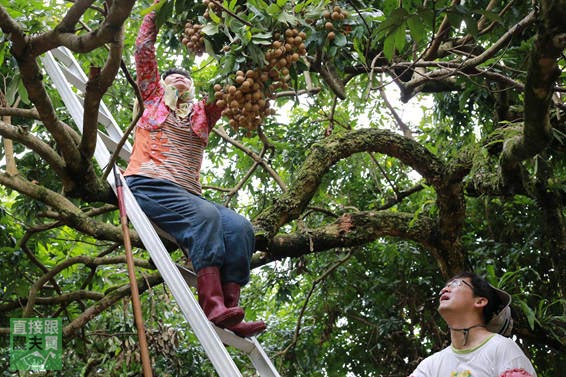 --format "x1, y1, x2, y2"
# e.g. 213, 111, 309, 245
408, 358, 431, 377
135, 2, 161, 102
205, 100, 224, 130
497, 338, 537, 377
